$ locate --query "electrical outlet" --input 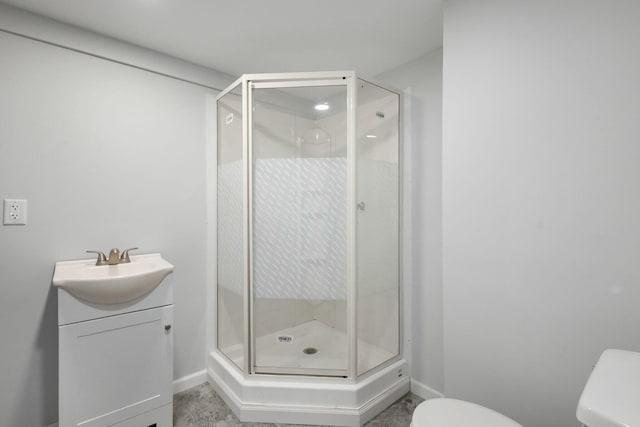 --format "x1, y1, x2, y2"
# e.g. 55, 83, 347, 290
3, 199, 27, 225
